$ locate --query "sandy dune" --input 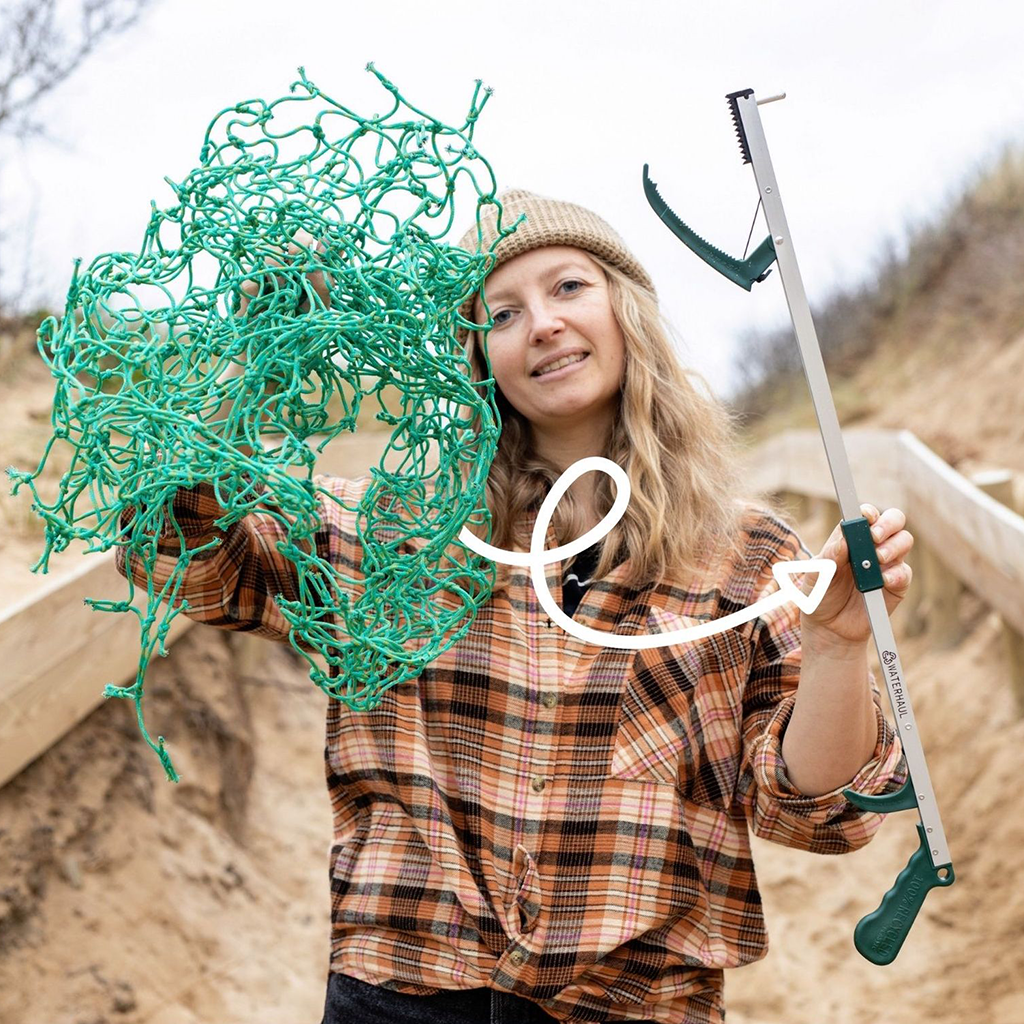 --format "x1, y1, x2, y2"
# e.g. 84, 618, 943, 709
2, 333, 1023, 1023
